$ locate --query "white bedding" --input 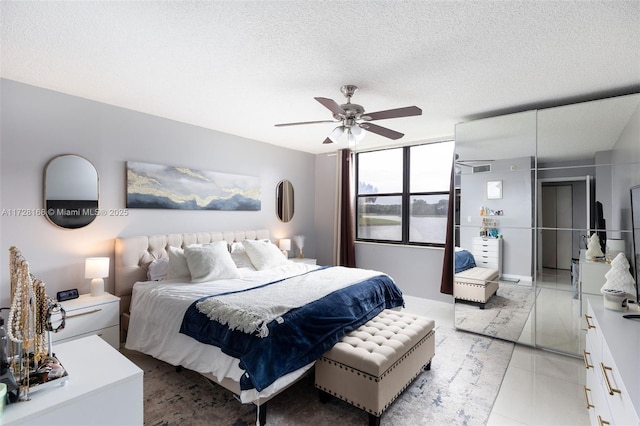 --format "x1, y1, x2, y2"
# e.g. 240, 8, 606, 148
125, 261, 320, 403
